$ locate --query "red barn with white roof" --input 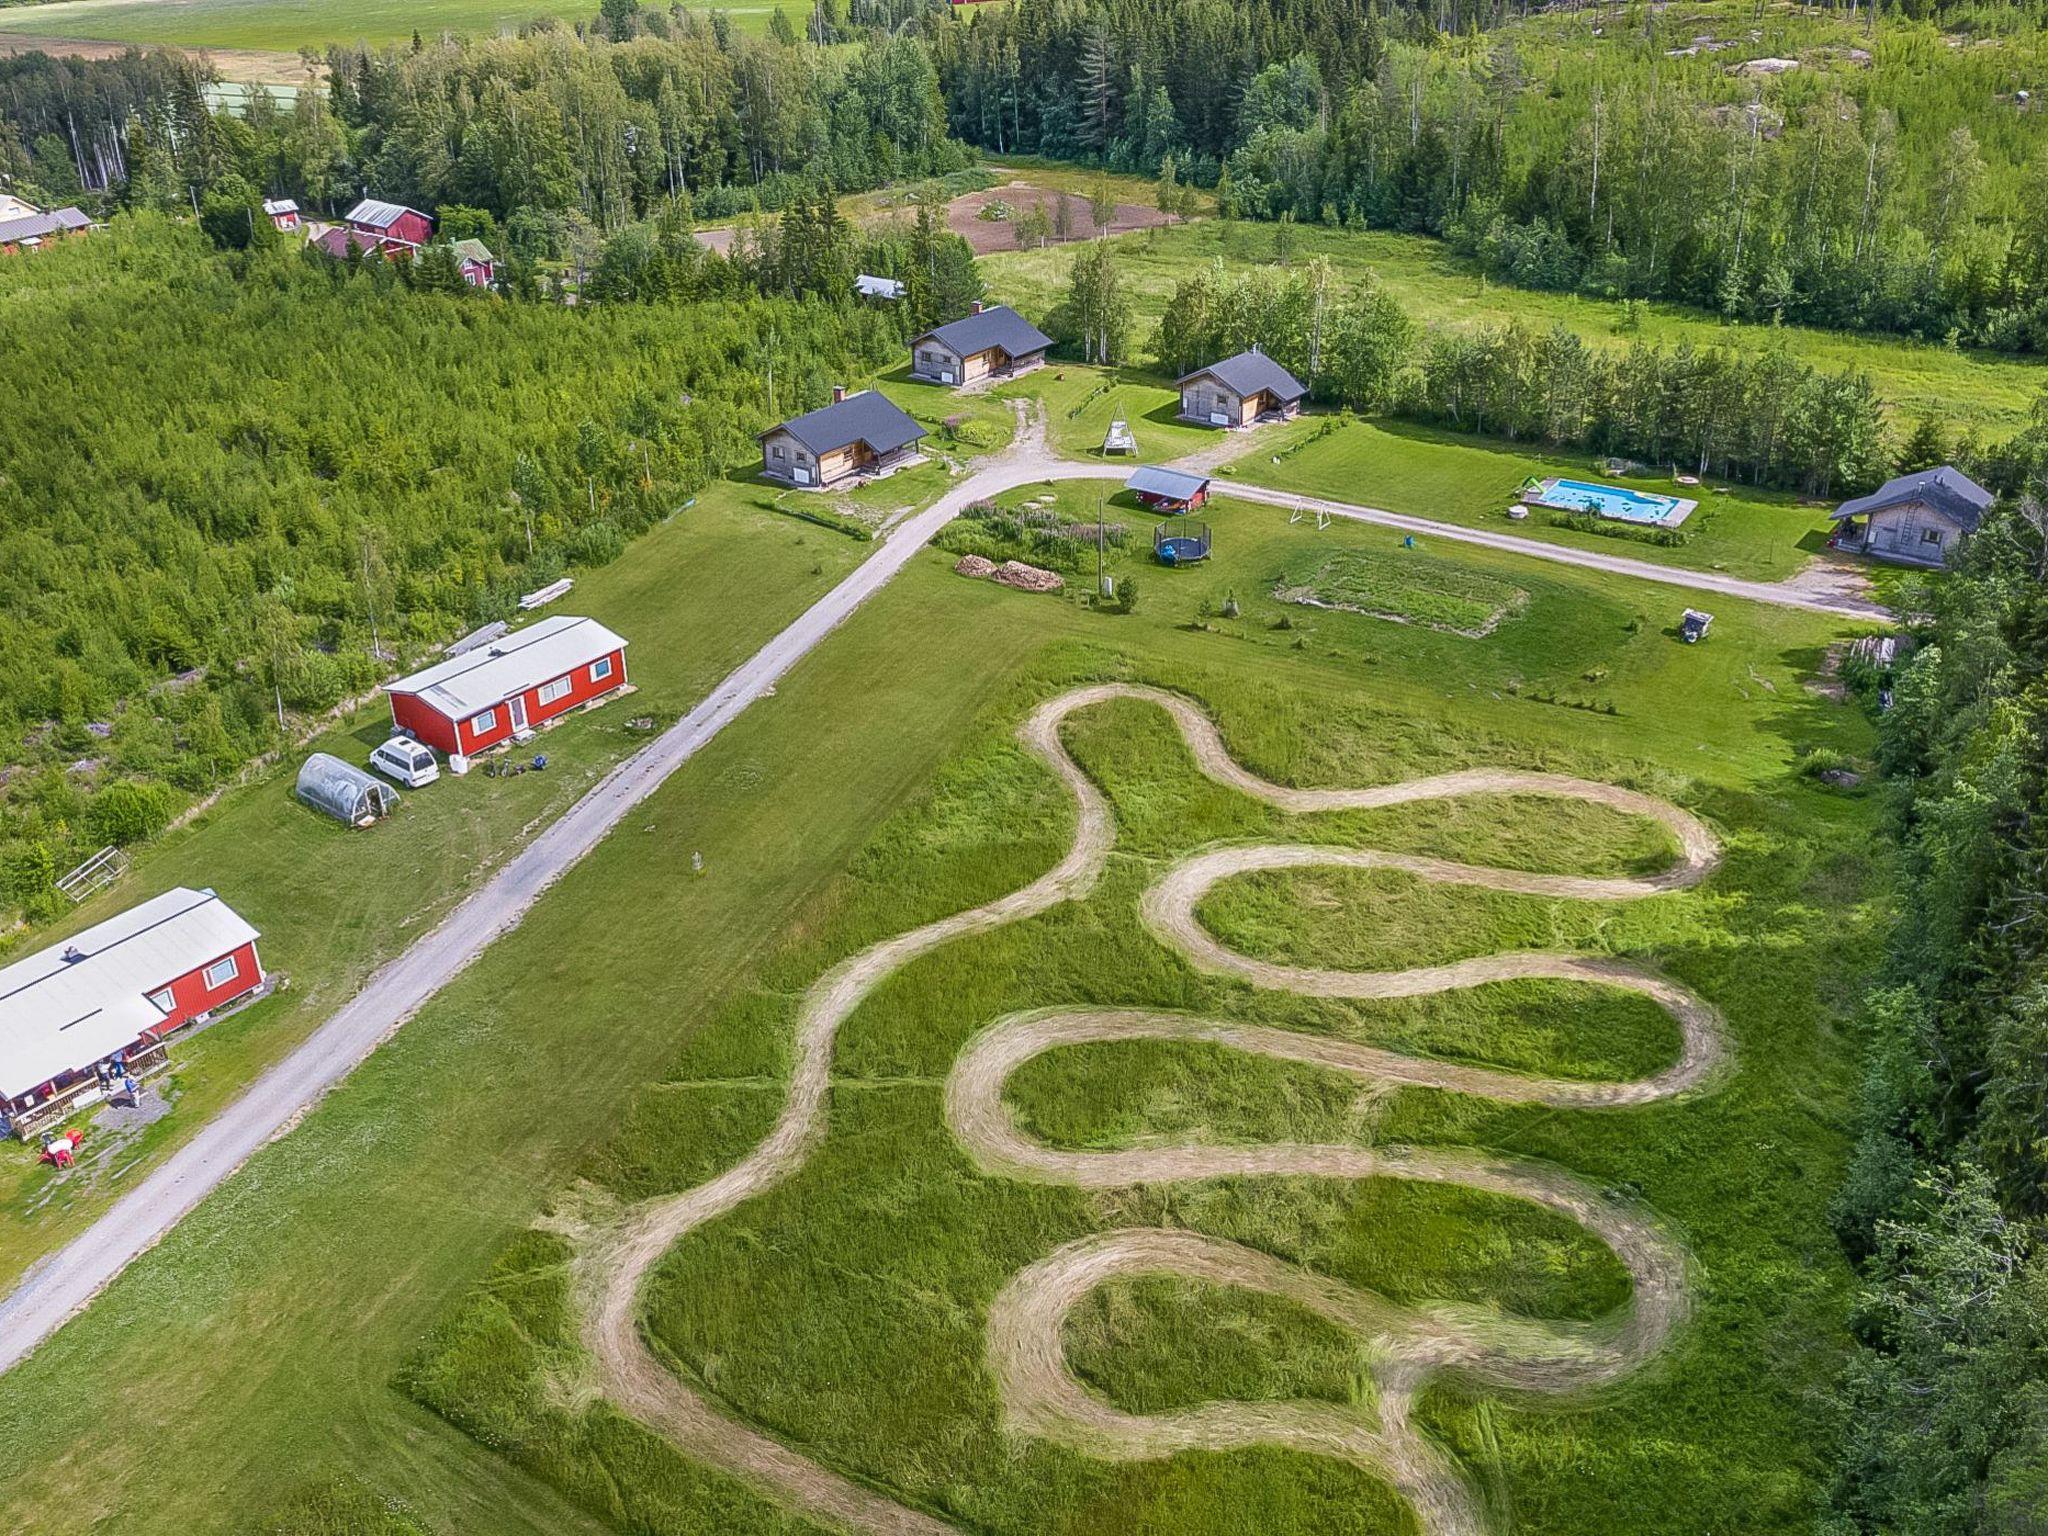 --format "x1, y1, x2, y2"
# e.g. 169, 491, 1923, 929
386, 615, 630, 757
0, 888, 263, 1124
344, 198, 434, 250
